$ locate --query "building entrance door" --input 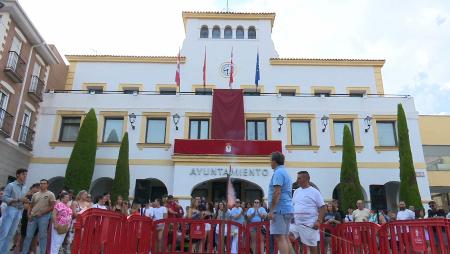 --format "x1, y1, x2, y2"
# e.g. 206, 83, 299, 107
134, 178, 168, 205
191, 178, 263, 204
